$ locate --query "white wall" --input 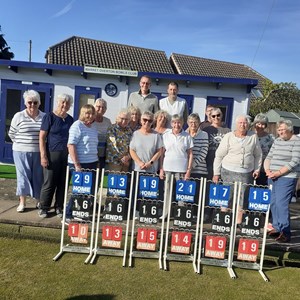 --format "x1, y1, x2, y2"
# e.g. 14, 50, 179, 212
0, 67, 250, 127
